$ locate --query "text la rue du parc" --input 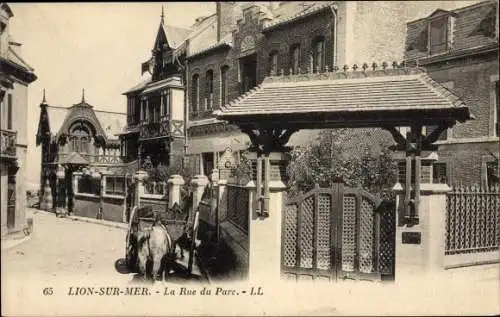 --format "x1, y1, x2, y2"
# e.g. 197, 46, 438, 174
61, 286, 264, 297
